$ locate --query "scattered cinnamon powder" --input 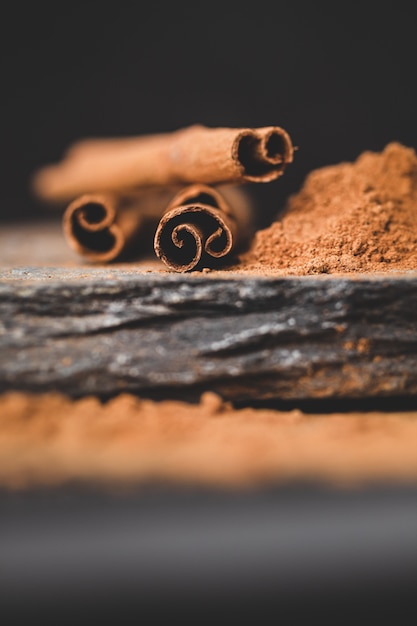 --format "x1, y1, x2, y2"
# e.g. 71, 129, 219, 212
1, 391, 416, 489
241, 142, 417, 274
